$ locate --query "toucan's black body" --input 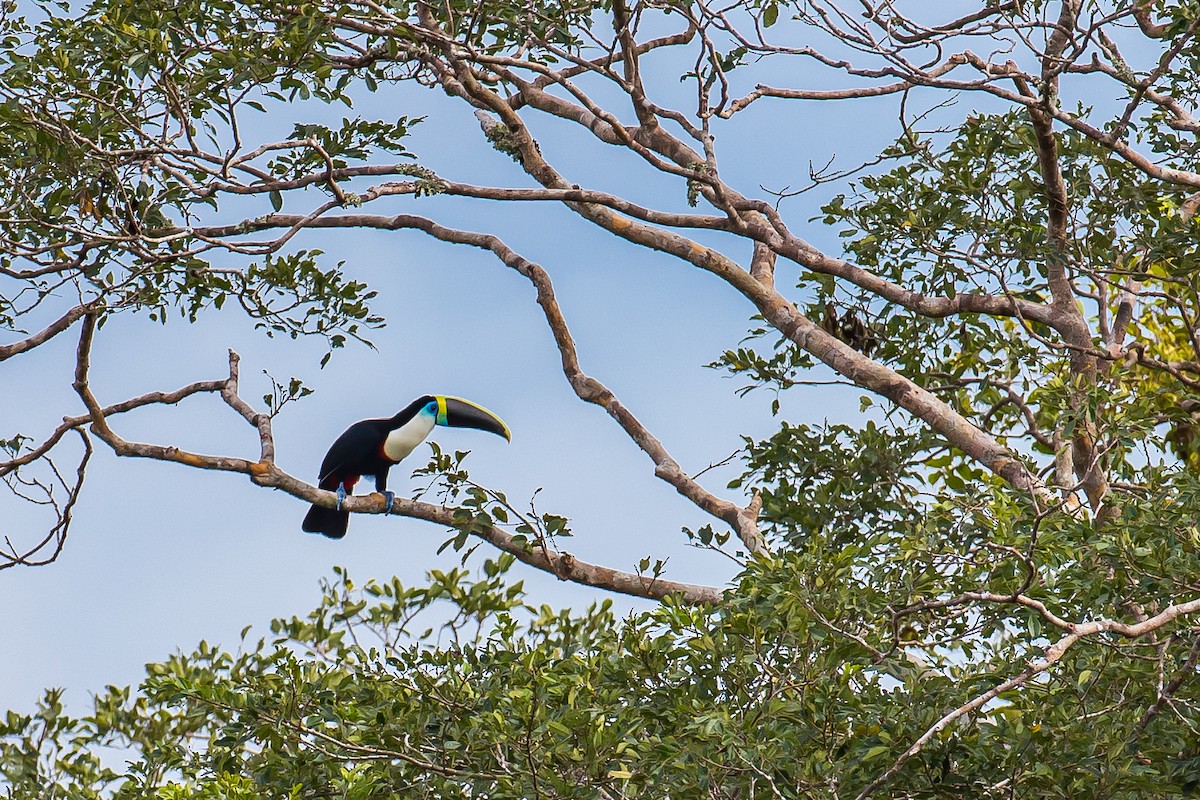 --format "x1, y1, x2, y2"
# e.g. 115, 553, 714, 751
302, 395, 509, 539
300, 417, 400, 540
